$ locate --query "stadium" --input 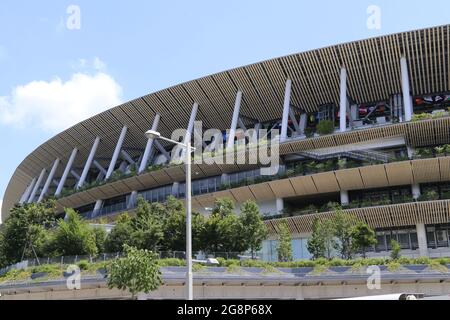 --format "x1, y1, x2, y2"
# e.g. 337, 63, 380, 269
3, 24, 450, 261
